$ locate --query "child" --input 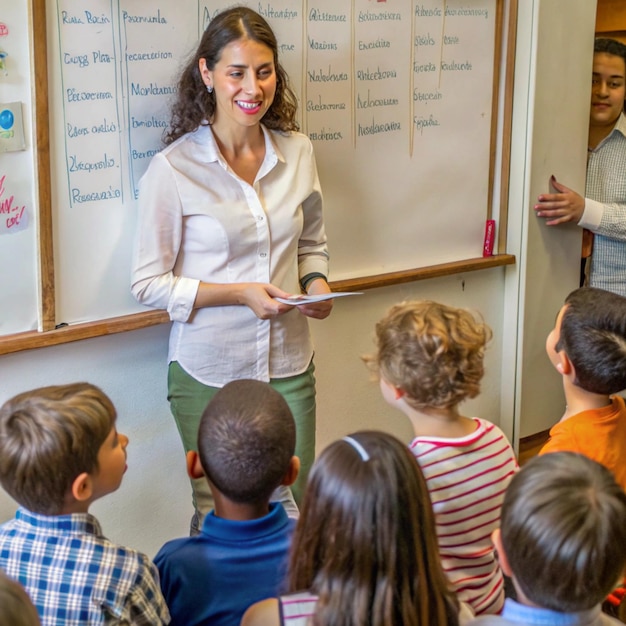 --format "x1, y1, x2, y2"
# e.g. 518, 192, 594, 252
540, 286, 626, 491
0, 570, 41, 626
242, 430, 473, 626
365, 300, 518, 615
468, 452, 626, 626
154, 379, 299, 626
0, 383, 170, 626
